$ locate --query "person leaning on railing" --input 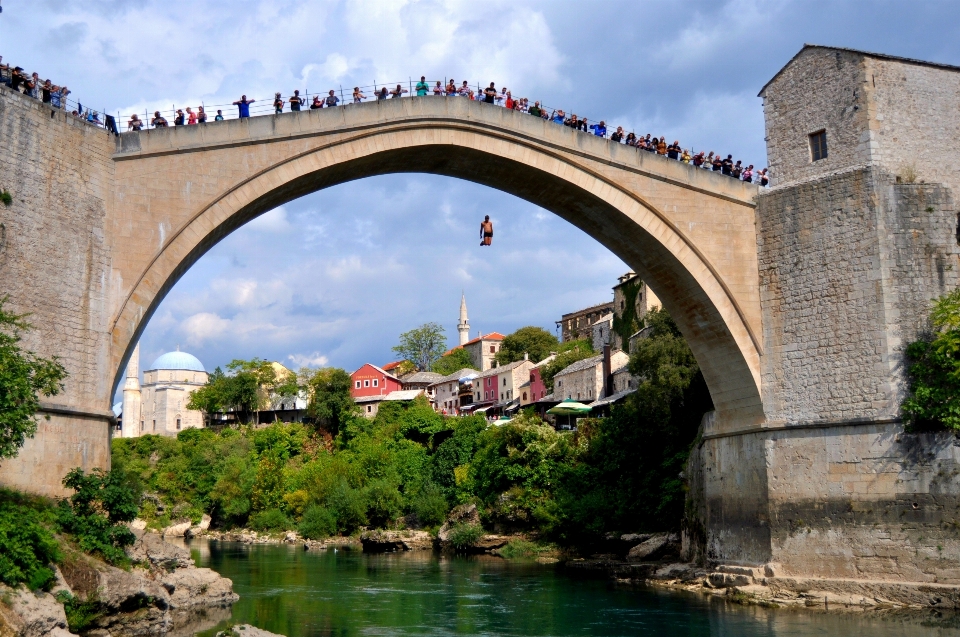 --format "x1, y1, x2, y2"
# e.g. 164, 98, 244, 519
151, 111, 168, 127
128, 114, 144, 131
